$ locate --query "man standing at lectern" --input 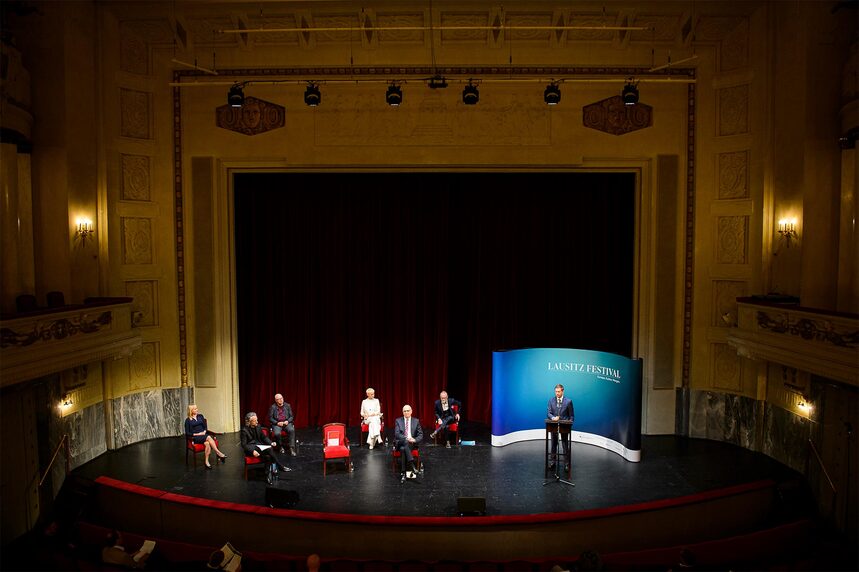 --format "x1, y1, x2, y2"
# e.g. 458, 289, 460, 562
547, 384, 575, 471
